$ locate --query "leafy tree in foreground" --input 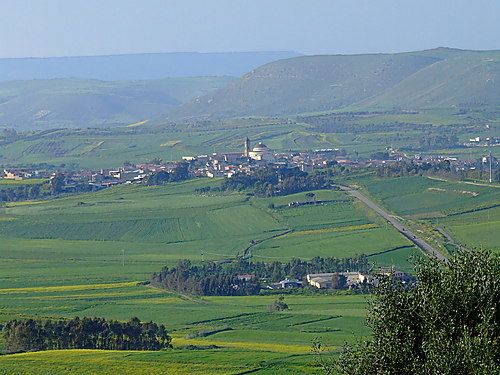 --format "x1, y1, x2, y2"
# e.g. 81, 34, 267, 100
331, 250, 499, 375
